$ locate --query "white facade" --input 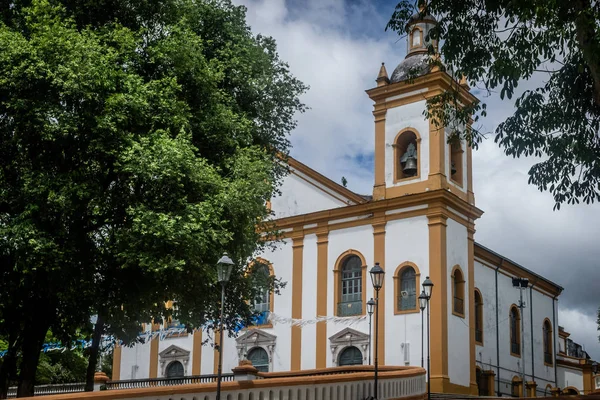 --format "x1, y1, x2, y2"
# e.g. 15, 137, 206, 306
116, 42, 595, 396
